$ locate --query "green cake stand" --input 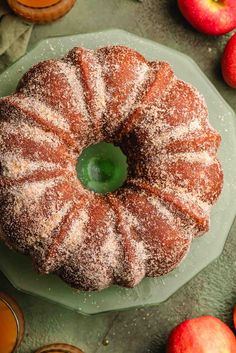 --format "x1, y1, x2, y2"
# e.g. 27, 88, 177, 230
0, 30, 235, 315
